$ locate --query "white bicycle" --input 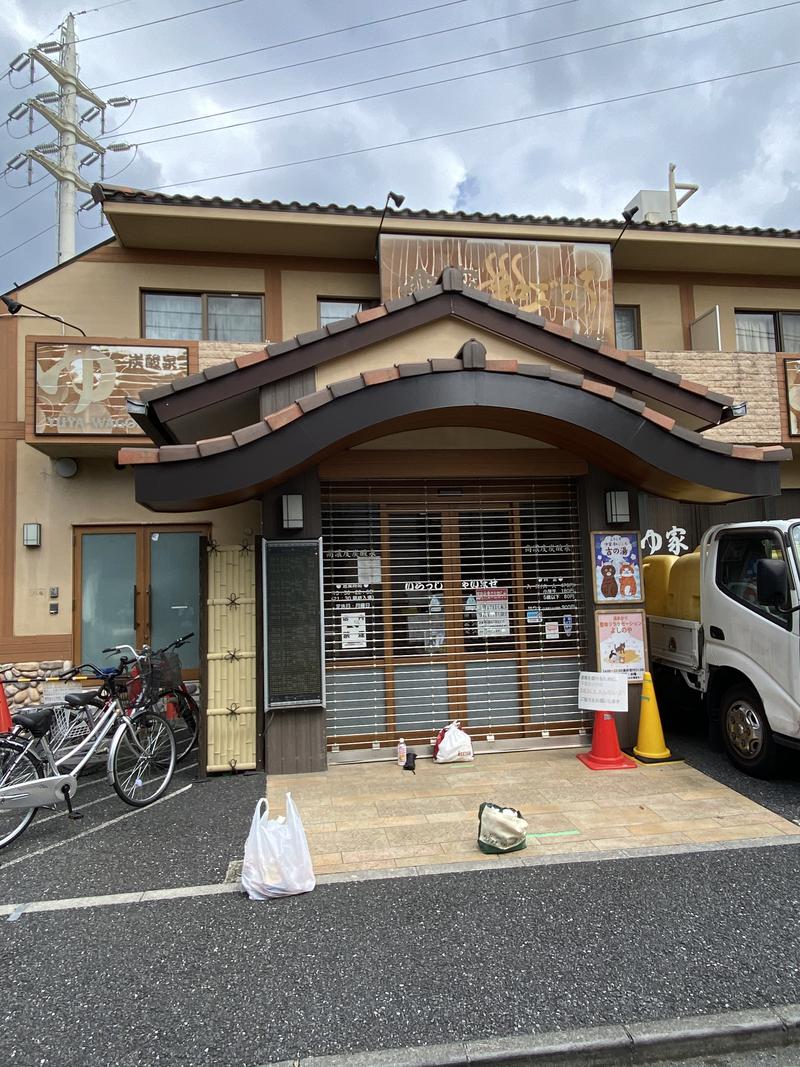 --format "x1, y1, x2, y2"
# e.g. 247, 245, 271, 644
0, 645, 176, 850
